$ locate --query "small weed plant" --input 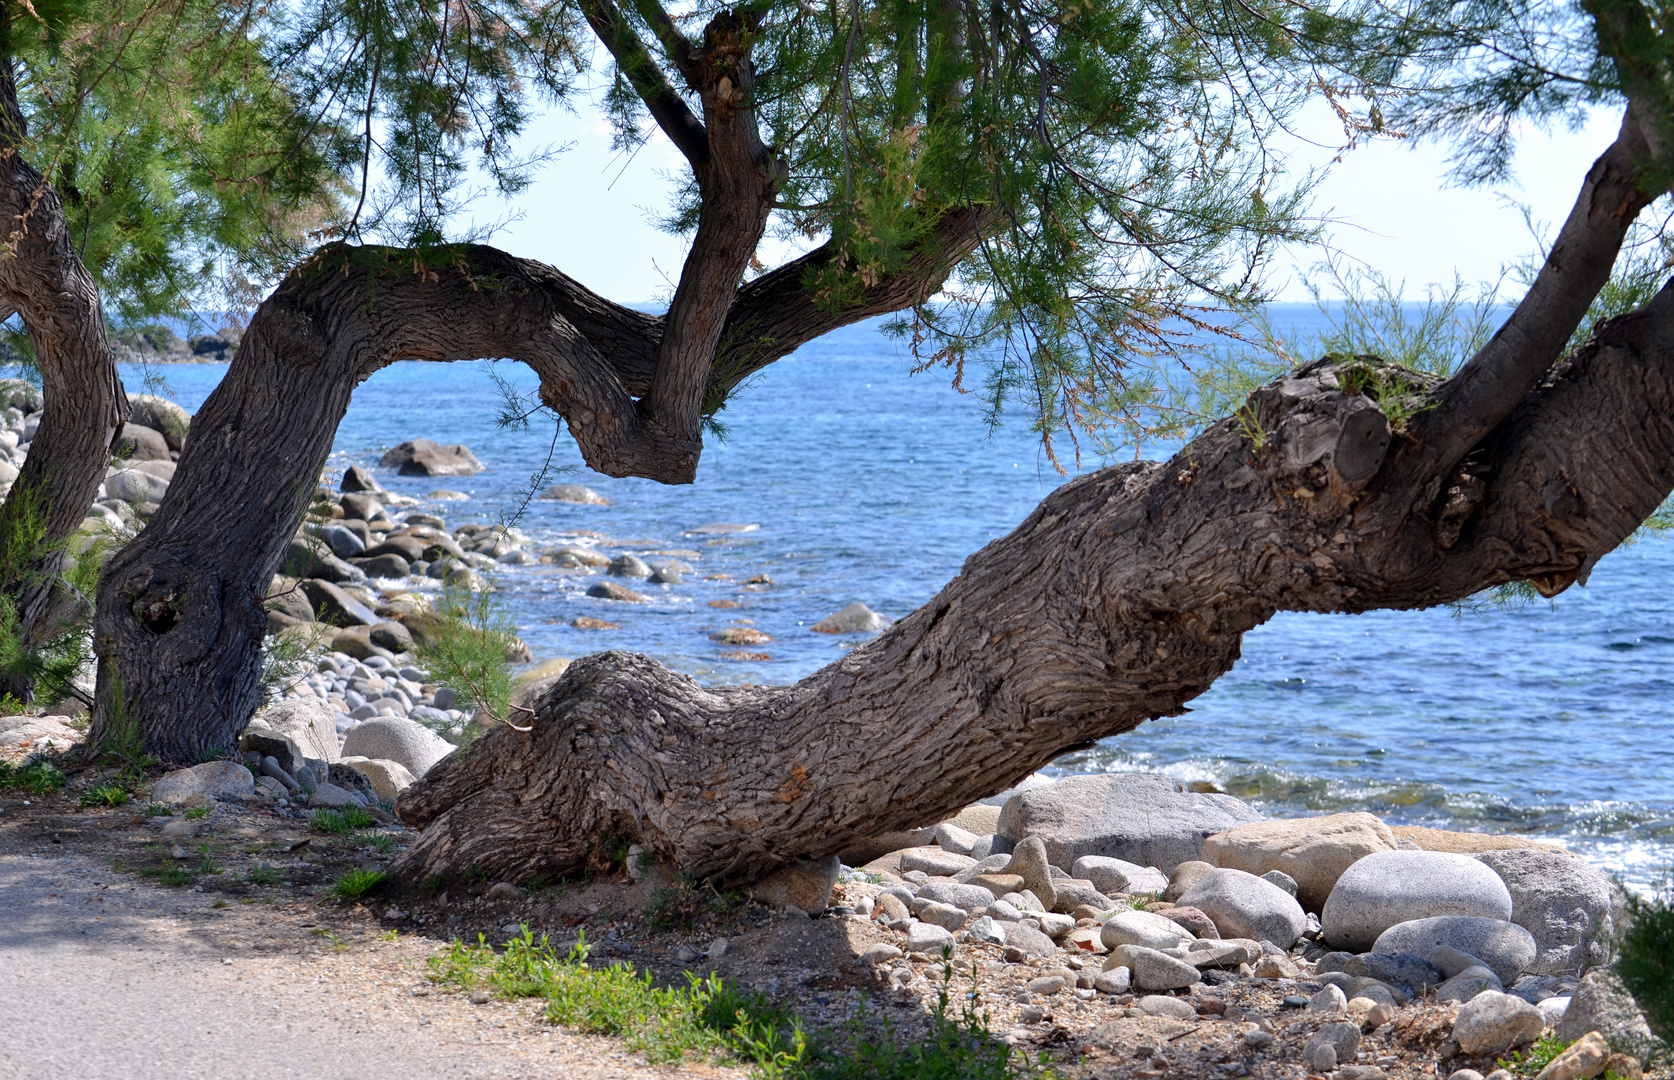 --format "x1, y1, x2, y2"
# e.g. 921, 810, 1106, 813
183, 806, 210, 820
139, 864, 193, 886
426, 929, 1052, 1079
330, 868, 390, 901
246, 865, 280, 885
78, 782, 129, 808
0, 759, 65, 795
1498, 1033, 1569, 1076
